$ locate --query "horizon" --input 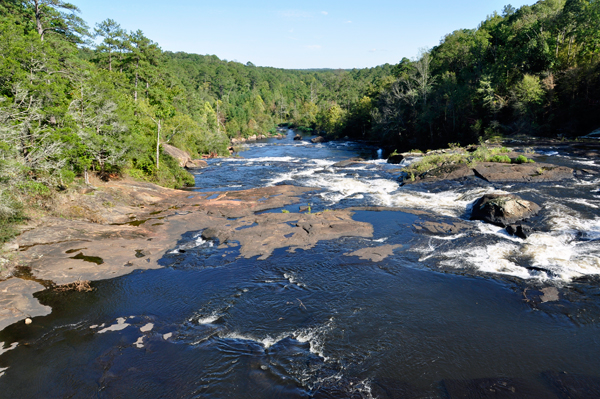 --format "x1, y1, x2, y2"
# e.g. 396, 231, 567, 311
75, 0, 537, 69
